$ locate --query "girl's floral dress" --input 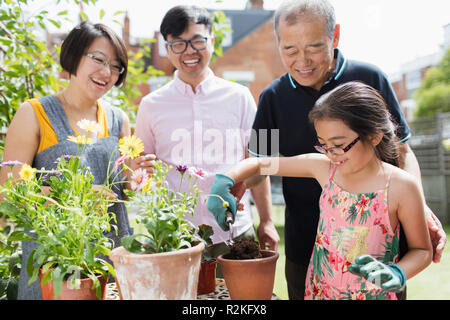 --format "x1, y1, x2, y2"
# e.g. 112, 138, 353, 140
304, 165, 400, 300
